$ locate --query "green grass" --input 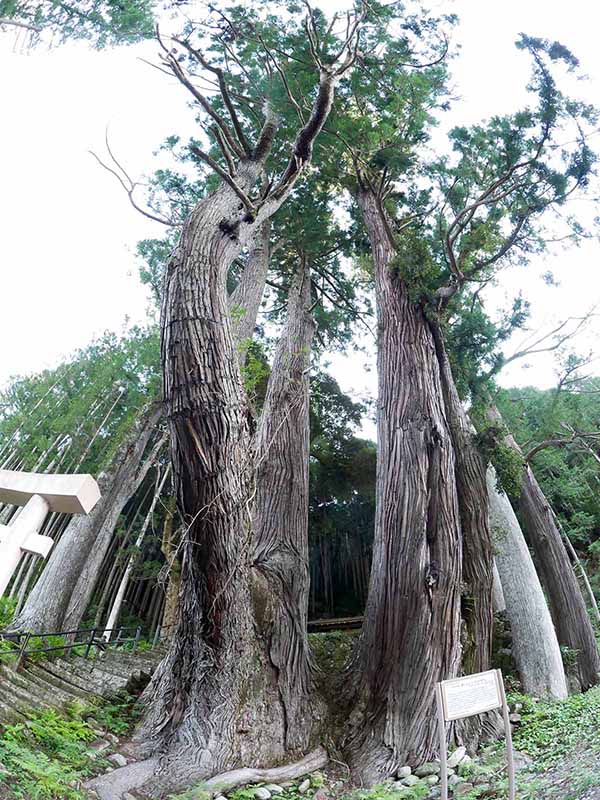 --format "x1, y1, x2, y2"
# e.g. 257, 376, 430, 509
509, 687, 600, 768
